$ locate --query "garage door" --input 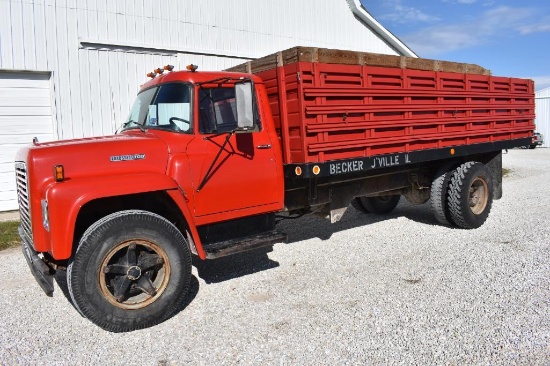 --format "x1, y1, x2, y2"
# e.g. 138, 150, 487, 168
0, 72, 54, 211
